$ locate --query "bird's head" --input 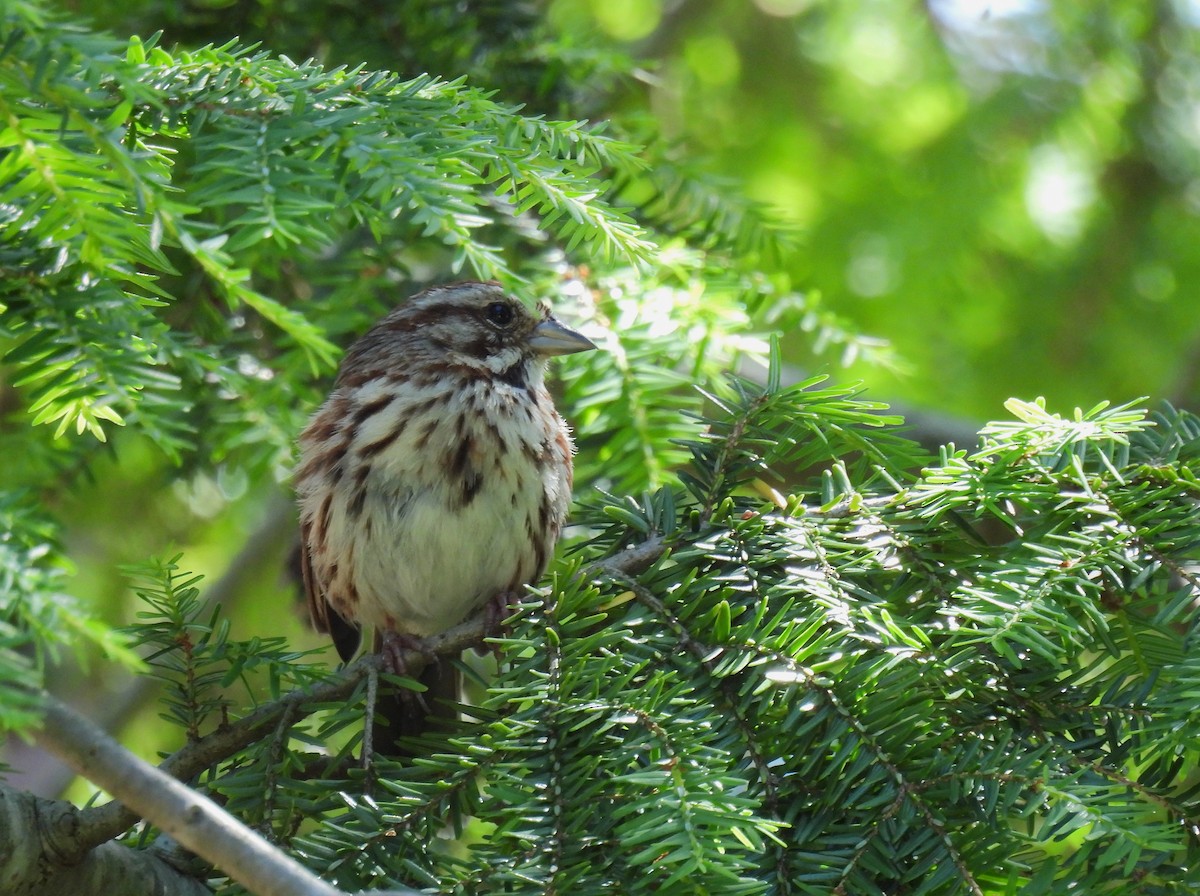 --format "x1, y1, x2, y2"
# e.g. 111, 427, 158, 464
338, 281, 596, 389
